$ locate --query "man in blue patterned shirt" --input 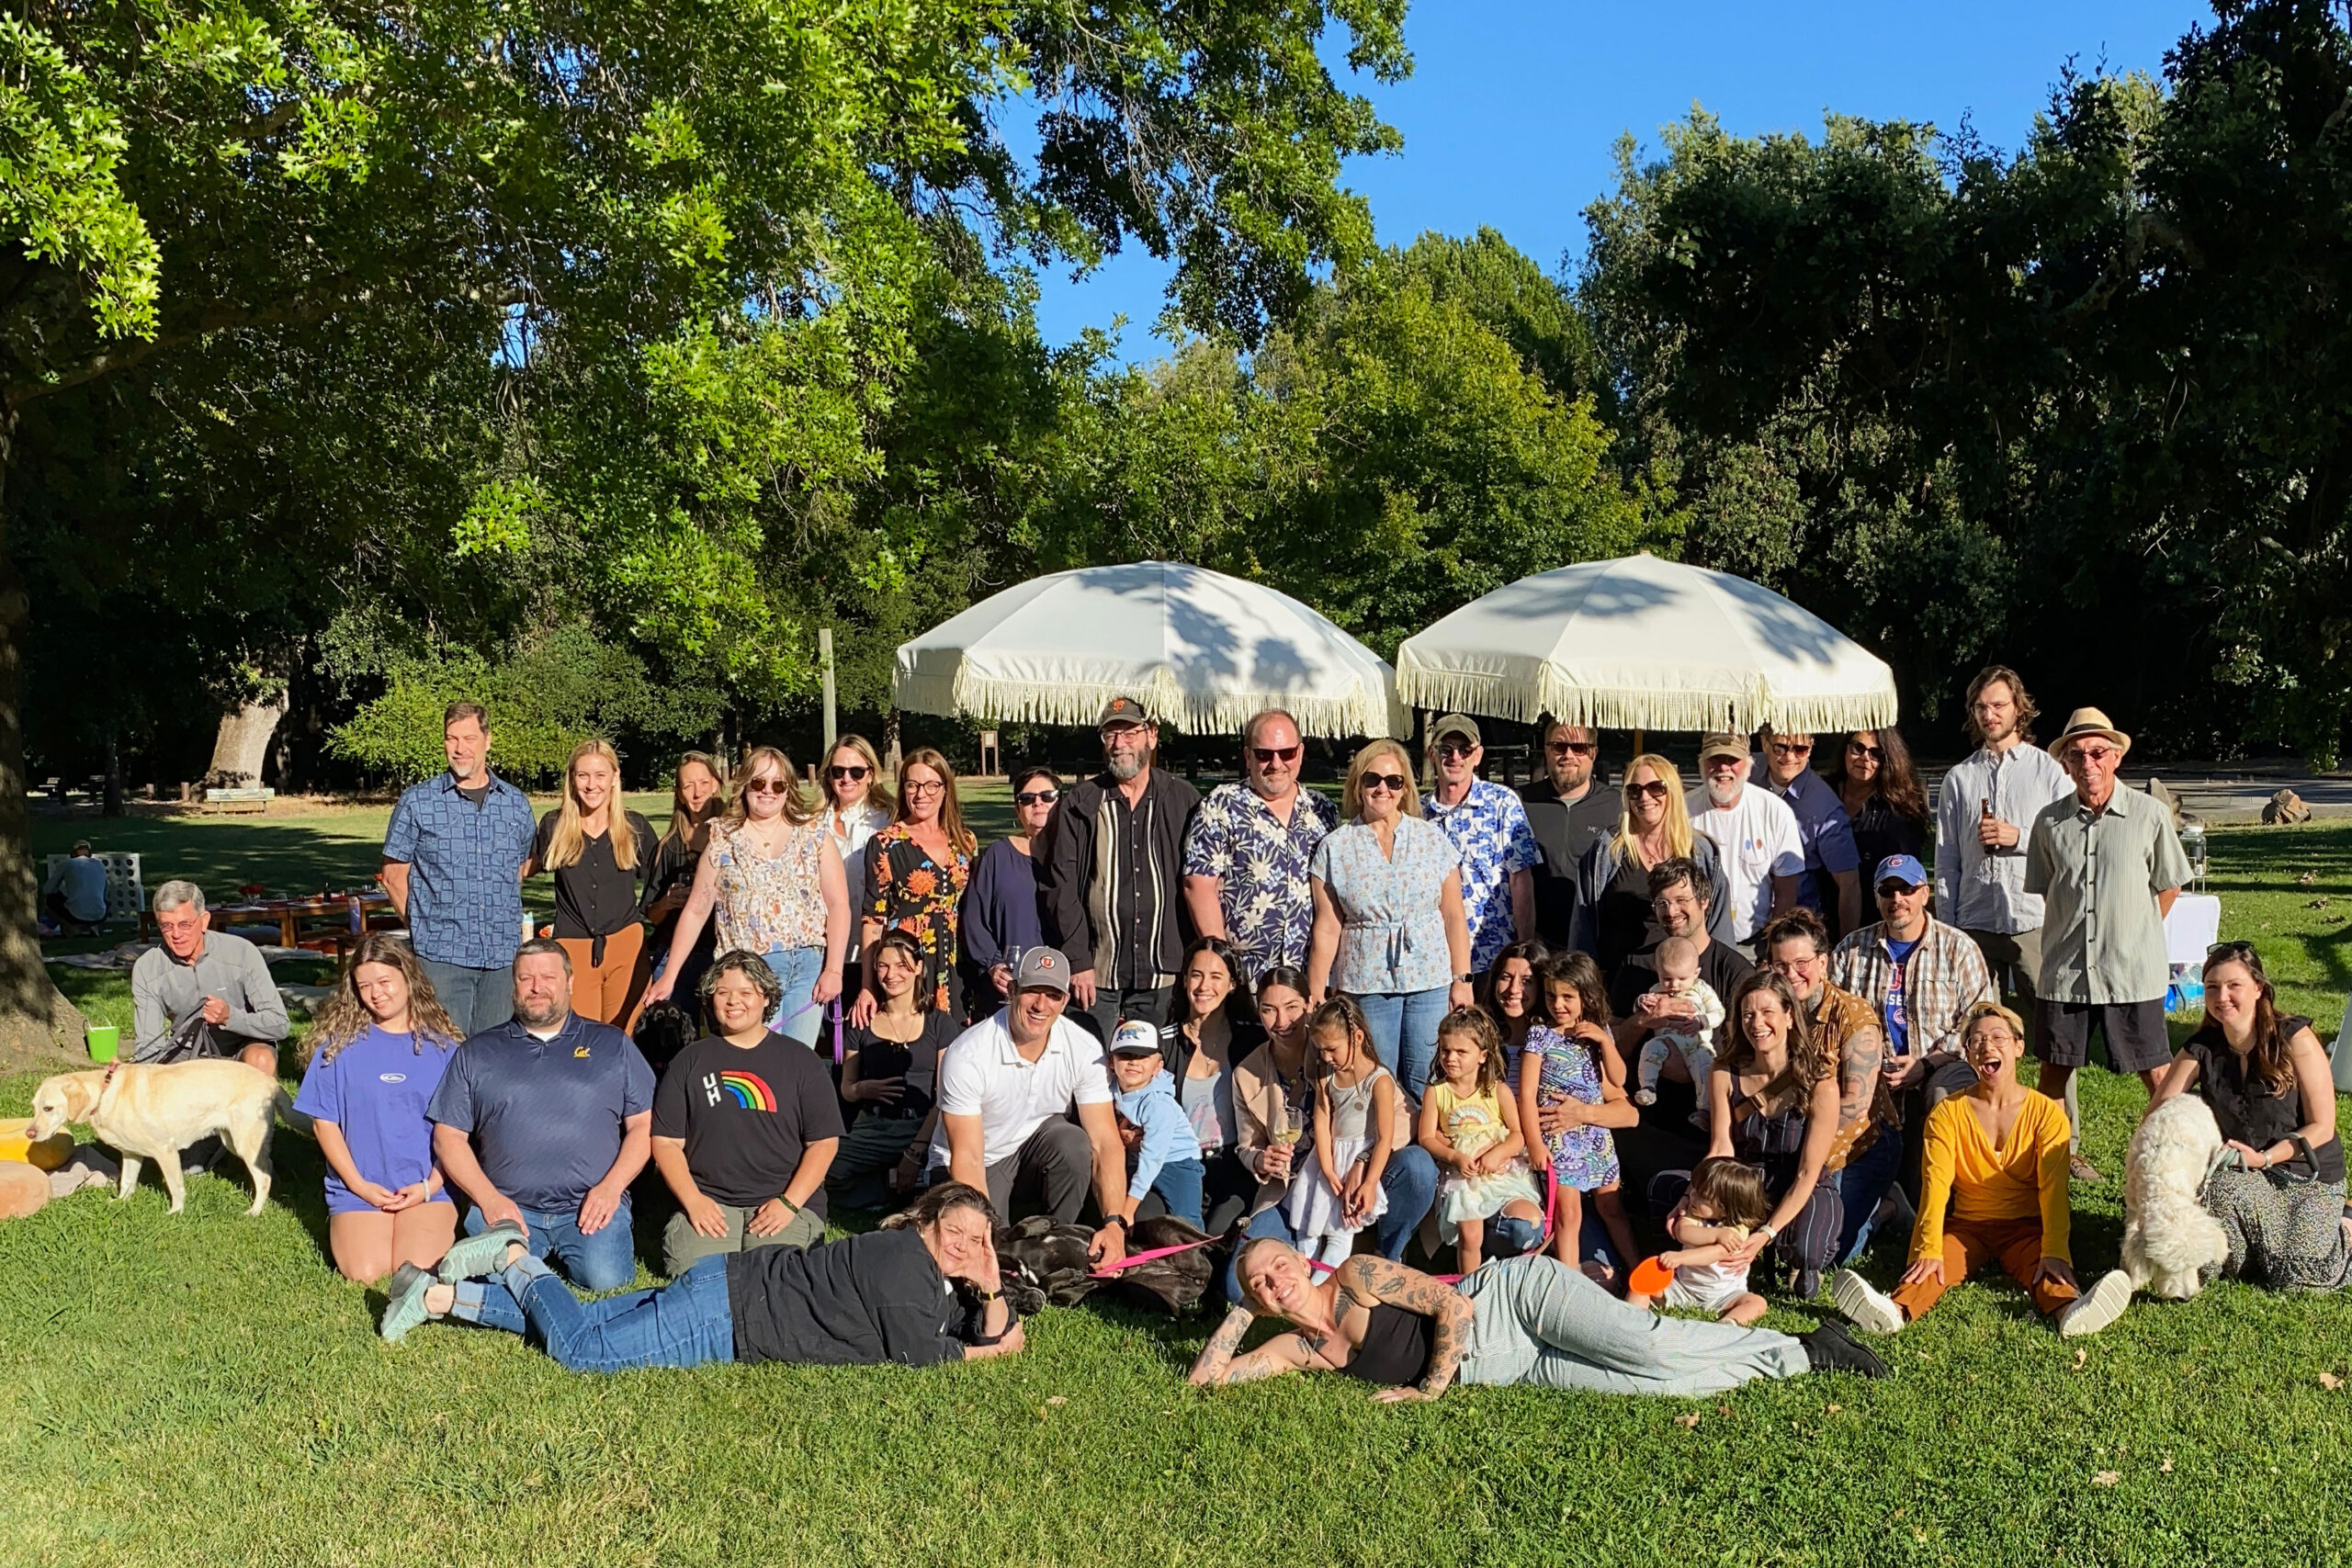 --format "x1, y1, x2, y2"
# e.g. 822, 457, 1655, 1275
1419, 714, 1539, 974
1182, 709, 1339, 980
381, 701, 537, 1036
